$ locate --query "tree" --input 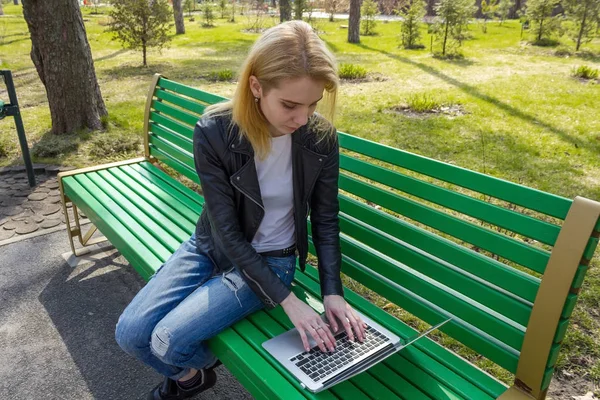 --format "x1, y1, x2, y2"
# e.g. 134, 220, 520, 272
348, 0, 361, 43
107, 0, 172, 67
325, 0, 346, 21
381, 0, 396, 15
22, 0, 107, 135
173, 0, 185, 34
481, 0, 498, 32
219, 0, 227, 19
294, 0, 305, 20
14, 1, 20, 6
399, 0, 426, 49
433, 0, 477, 56
184, 0, 196, 17
203, 2, 216, 26
230, 0, 237, 22
361, 0, 378, 35
525, 0, 561, 43
0, 2, 4, 16
280, 0, 292, 22
496, 0, 515, 25
565, 0, 600, 51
